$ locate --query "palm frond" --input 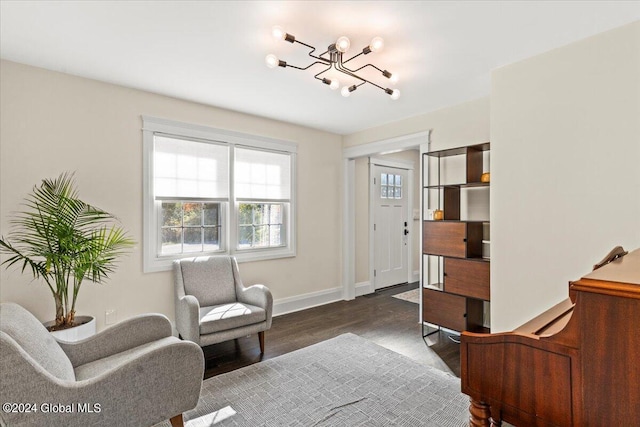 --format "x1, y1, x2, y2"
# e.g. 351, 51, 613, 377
0, 172, 135, 326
